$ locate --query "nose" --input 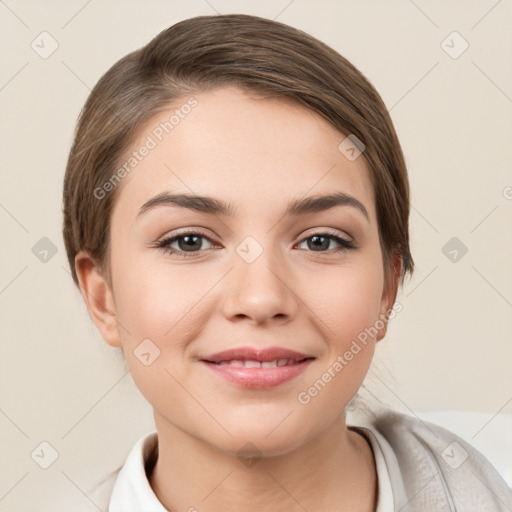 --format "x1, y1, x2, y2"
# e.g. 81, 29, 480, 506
220, 244, 299, 326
